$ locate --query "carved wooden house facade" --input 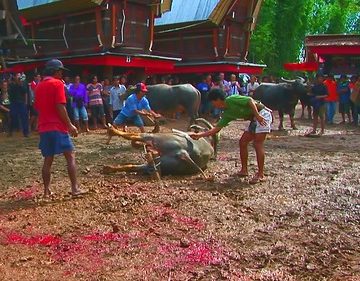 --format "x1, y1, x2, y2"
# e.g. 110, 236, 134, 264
6, 0, 265, 78
152, 0, 265, 75
7, 0, 179, 79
